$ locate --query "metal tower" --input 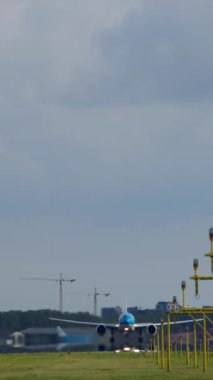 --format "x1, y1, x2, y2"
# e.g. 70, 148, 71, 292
93, 287, 110, 316
21, 273, 76, 312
